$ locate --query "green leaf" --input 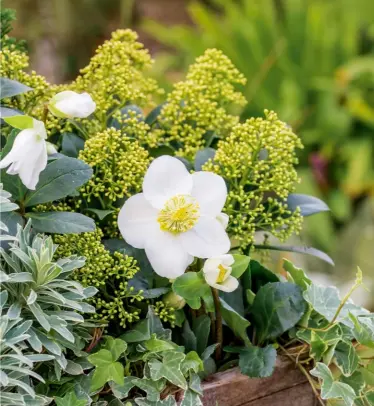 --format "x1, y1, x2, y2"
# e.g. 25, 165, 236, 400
310, 363, 356, 406
283, 259, 311, 291
145, 103, 165, 126
251, 282, 306, 343
303, 285, 363, 327
189, 373, 202, 395
194, 147, 215, 171
172, 271, 207, 301
0, 78, 32, 99
254, 244, 334, 266
55, 391, 87, 406
135, 396, 177, 406
104, 337, 127, 361
61, 133, 85, 158
287, 193, 329, 217
85, 208, 115, 221
340, 371, 365, 395
24, 157, 92, 207
3, 114, 33, 129
180, 389, 203, 406
248, 260, 279, 293
238, 345, 277, 378
88, 349, 124, 391
144, 335, 176, 353
349, 313, 374, 348
192, 315, 210, 356
121, 318, 151, 343
181, 351, 203, 375
0, 107, 23, 119
220, 298, 250, 345
148, 351, 187, 390
27, 212, 95, 234
182, 319, 197, 353
231, 254, 250, 279
334, 341, 359, 376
